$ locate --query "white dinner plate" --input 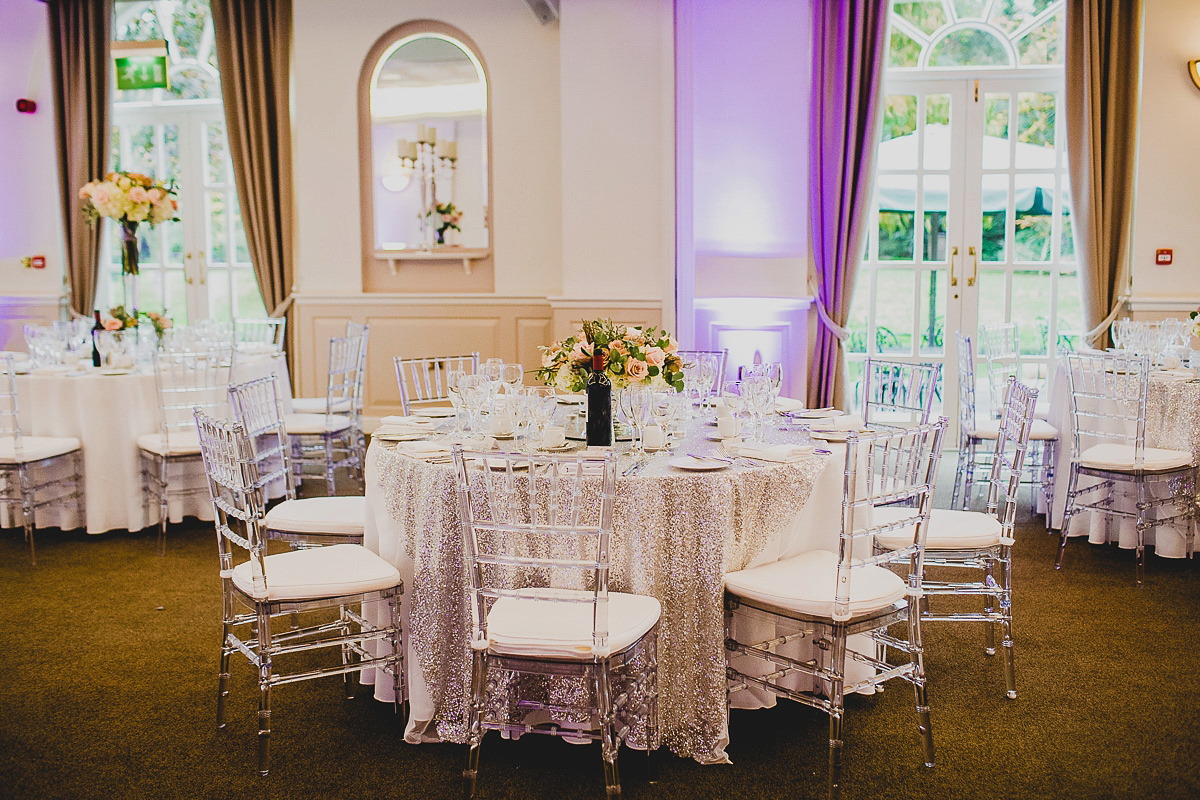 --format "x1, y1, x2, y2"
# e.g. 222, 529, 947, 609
794, 409, 845, 419
556, 394, 585, 405
372, 432, 428, 442
810, 428, 874, 442
668, 455, 730, 471
413, 407, 457, 418
101, 368, 135, 376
